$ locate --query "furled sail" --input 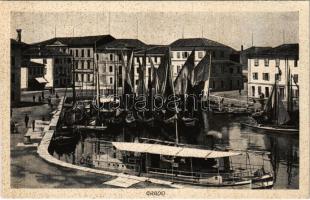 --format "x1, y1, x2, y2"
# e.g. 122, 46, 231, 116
120, 51, 134, 95
174, 50, 195, 95
157, 48, 173, 99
